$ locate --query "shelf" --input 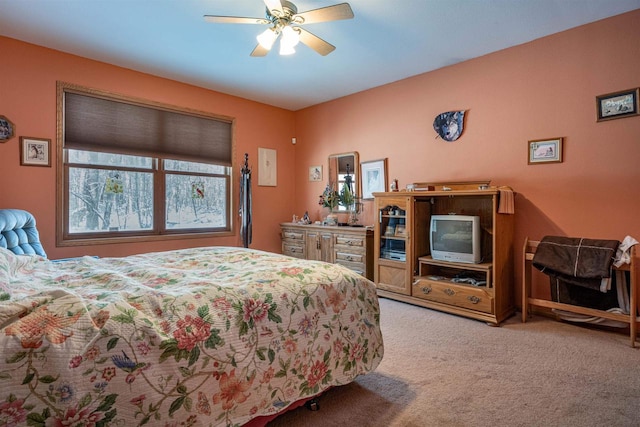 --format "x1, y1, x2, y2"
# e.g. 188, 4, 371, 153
381, 235, 406, 241
379, 252, 406, 262
418, 256, 492, 271
417, 257, 493, 290
414, 275, 489, 290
